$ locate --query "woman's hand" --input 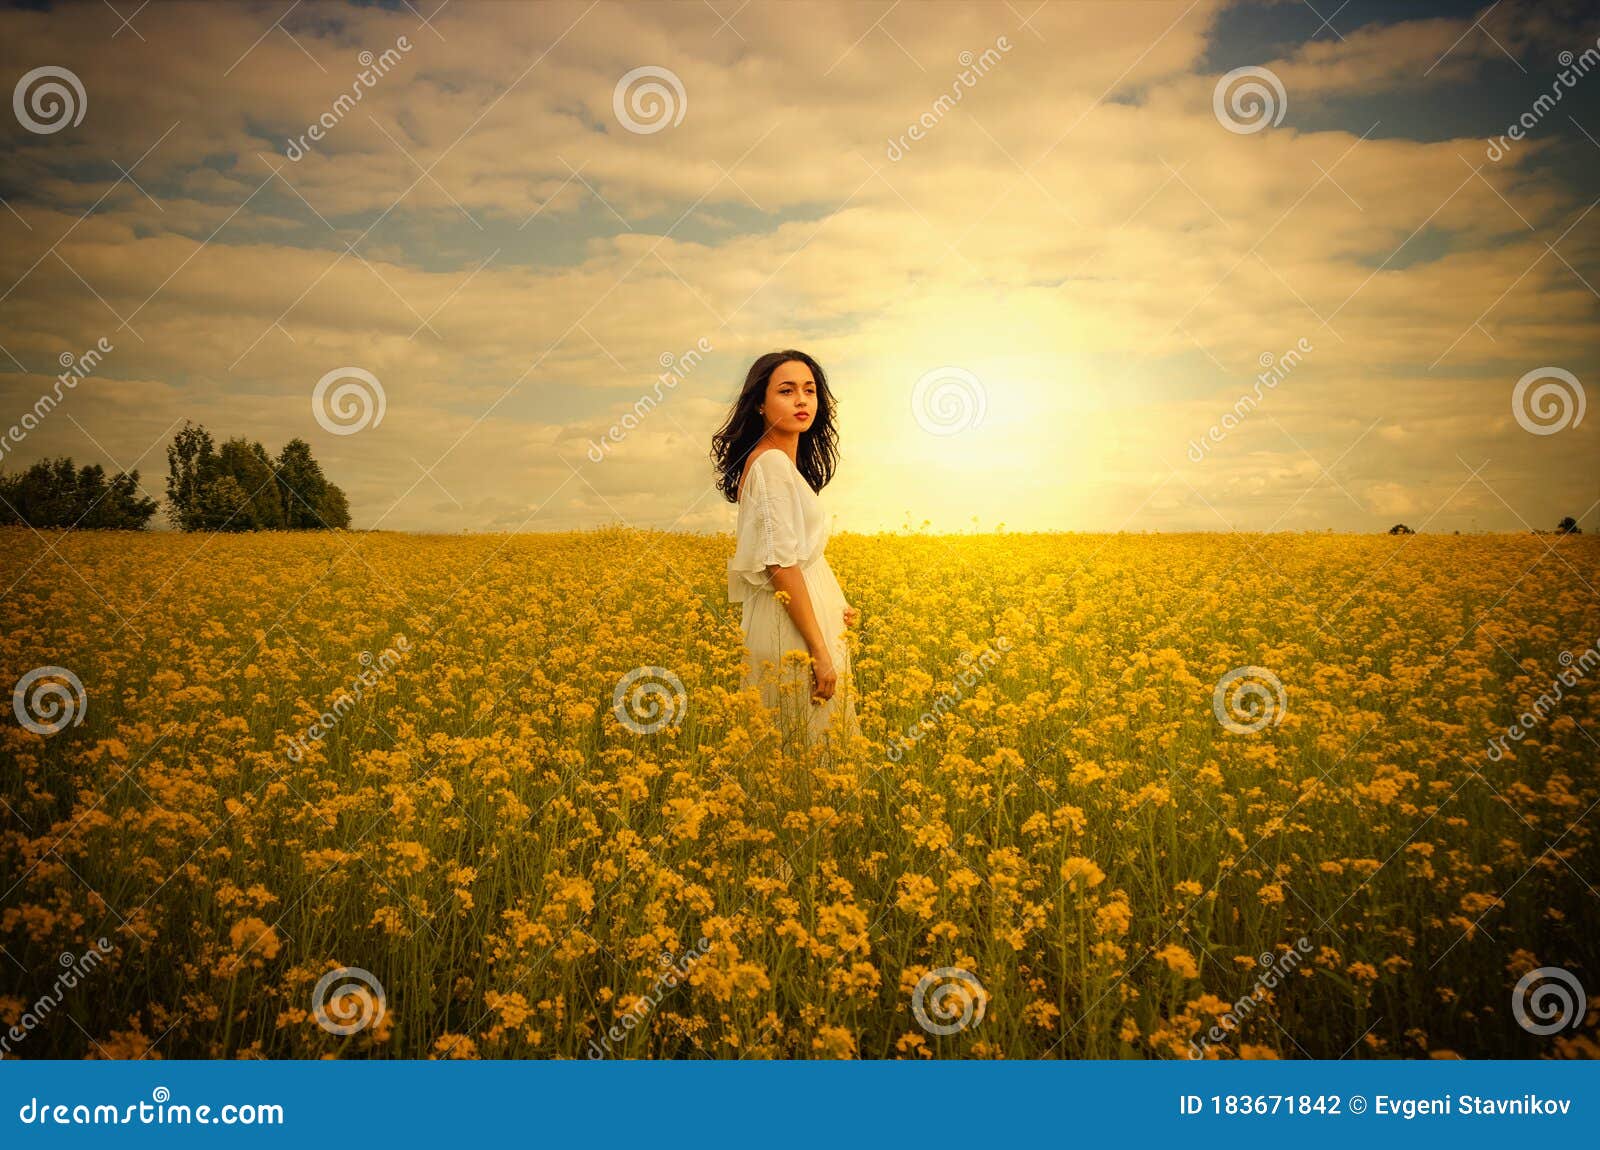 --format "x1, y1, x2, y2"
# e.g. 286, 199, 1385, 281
843, 605, 860, 628
810, 652, 837, 703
